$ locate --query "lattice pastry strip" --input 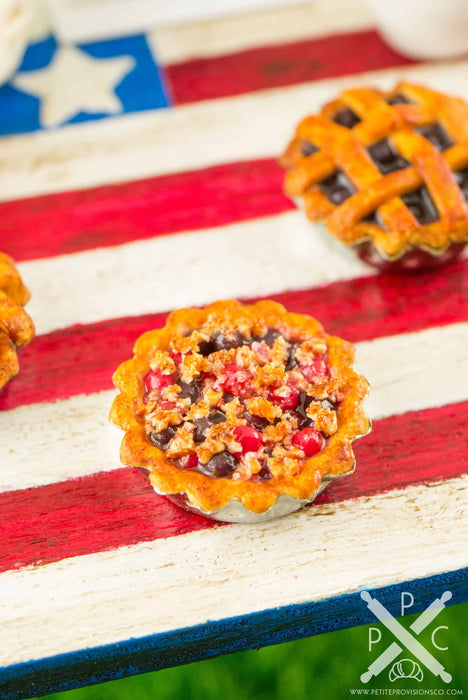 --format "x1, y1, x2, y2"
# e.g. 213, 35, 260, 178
0, 252, 35, 390
281, 82, 468, 259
